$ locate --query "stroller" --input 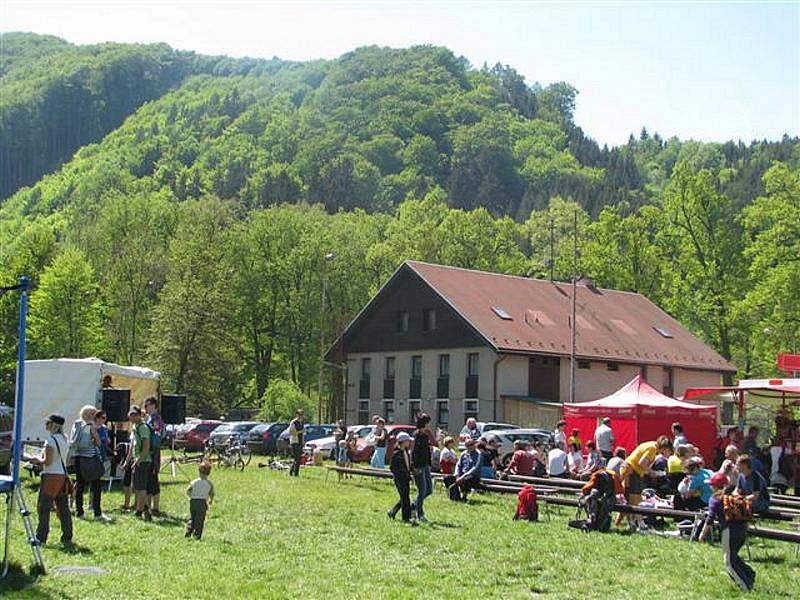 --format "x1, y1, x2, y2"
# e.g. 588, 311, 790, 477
568, 470, 618, 533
